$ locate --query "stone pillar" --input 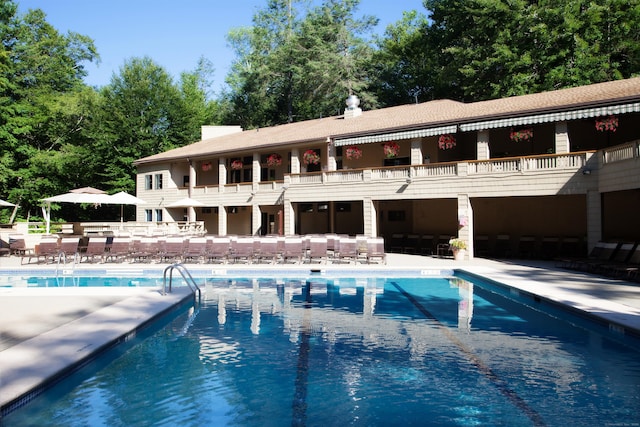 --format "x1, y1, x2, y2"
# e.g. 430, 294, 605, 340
252, 203, 262, 236
188, 160, 196, 222
283, 199, 296, 235
218, 204, 227, 236
476, 130, 490, 160
290, 149, 300, 175
555, 121, 570, 154
457, 194, 473, 259
410, 139, 423, 165
327, 139, 337, 171
363, 197, 377, 237
253, 152, 260, 184
218, 157, 227, 191
586, 190, 602, 253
